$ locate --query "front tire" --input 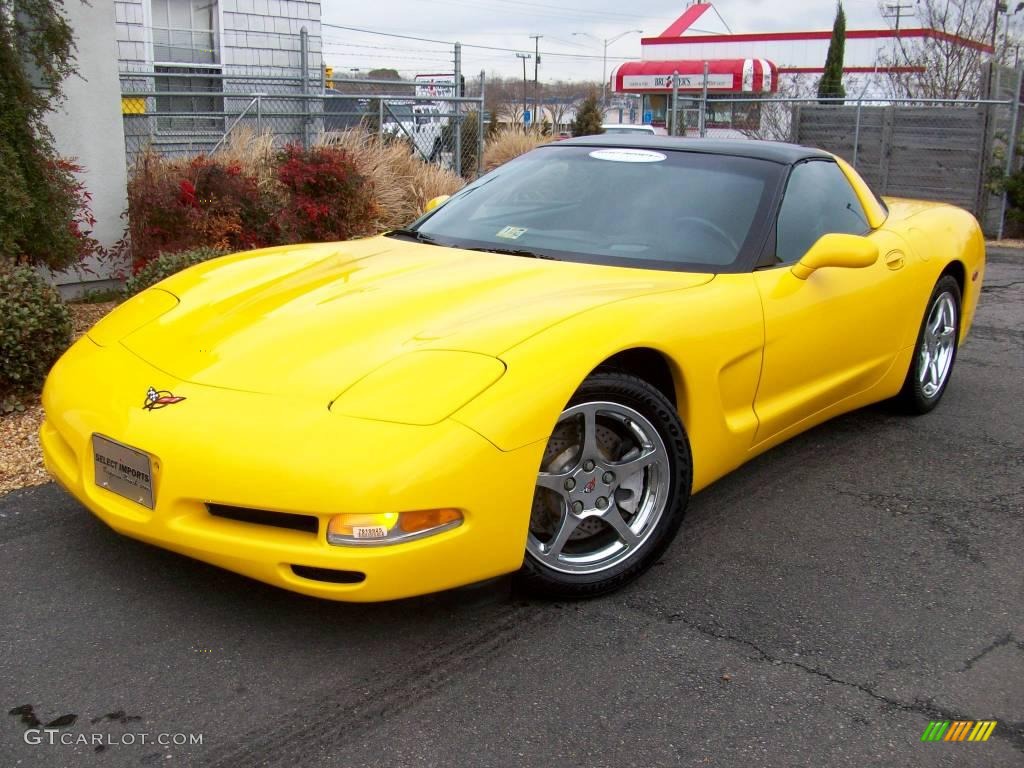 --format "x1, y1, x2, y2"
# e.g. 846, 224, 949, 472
893, 275, 961, 414
515, 371, 692, 599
